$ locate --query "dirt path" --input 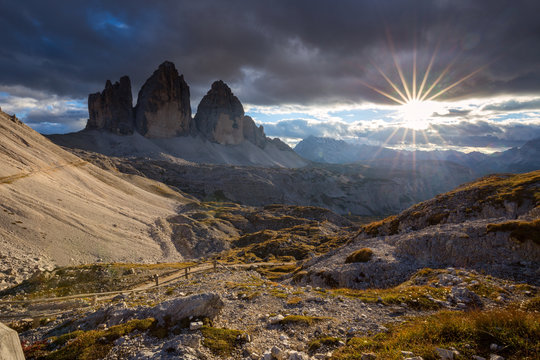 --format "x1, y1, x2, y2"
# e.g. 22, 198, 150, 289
0, 261, 295, 320
0, 160, 88, 185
